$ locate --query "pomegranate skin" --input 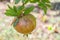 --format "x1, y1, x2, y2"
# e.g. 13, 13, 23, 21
13, 14, 36, 34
